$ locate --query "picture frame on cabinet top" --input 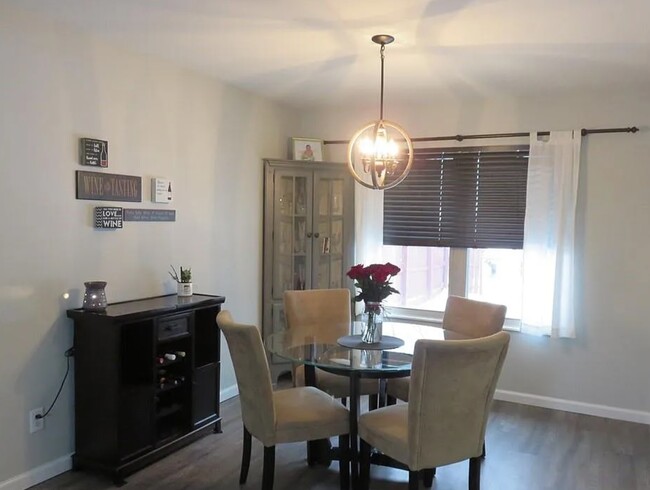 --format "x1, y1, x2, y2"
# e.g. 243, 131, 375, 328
290, 137, 324, 162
